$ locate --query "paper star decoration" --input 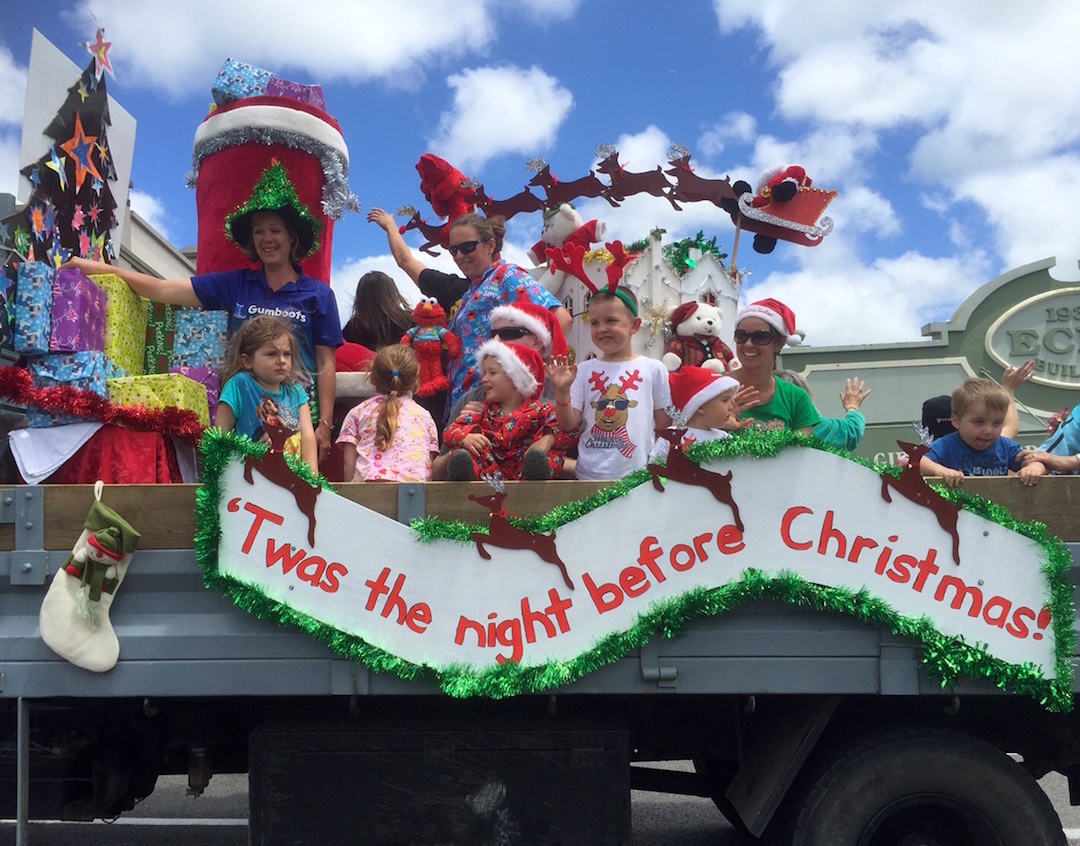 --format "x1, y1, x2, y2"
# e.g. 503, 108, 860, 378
89, 229, 106, 261
30, 205, 46, 237
60, 113, 102, 192
28, 168, 41, 189
45, 146, 68, 191
84, 28, 114, 81
89, 202, 101, 224
14, 227, 30, 256
78, 229, 91, 257
77, 81, 89, 103
71, 205, 86, 230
